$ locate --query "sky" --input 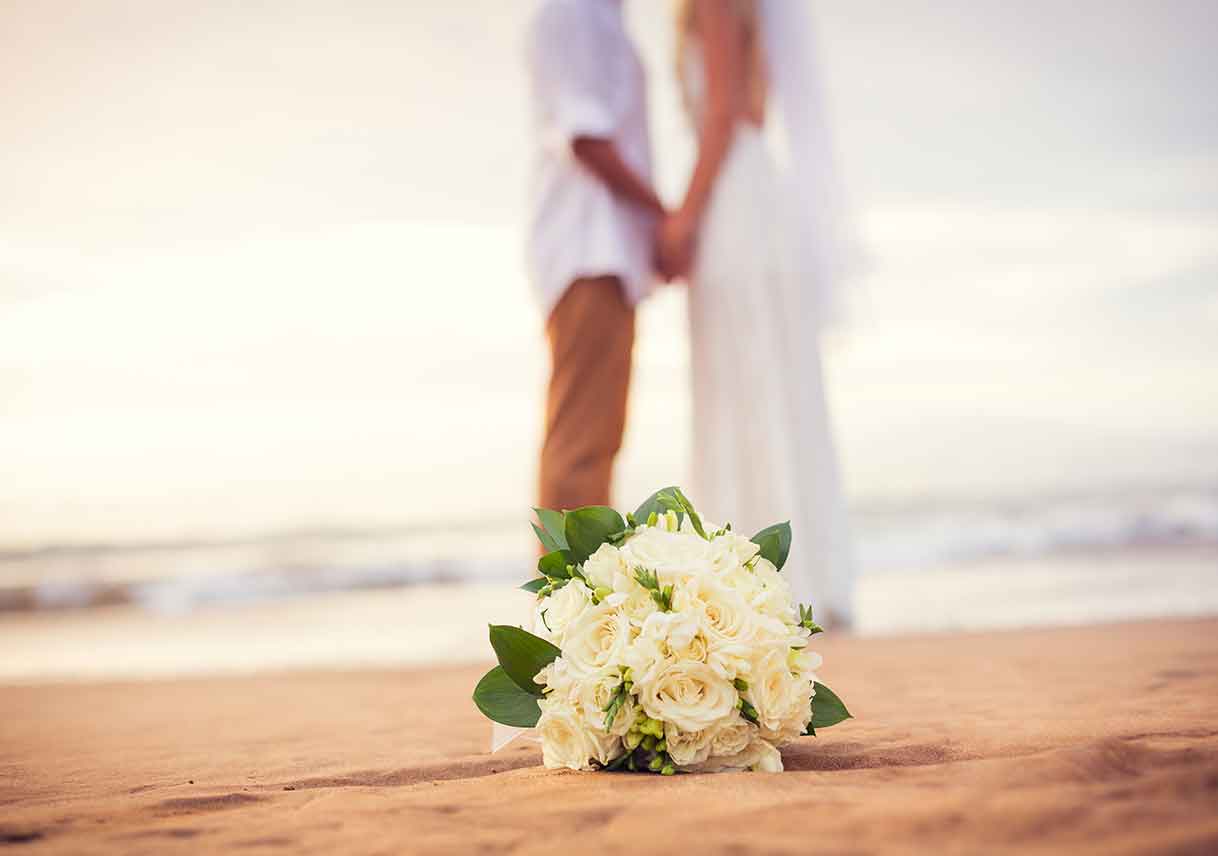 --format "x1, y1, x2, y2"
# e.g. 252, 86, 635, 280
2, 0, 1216, 548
